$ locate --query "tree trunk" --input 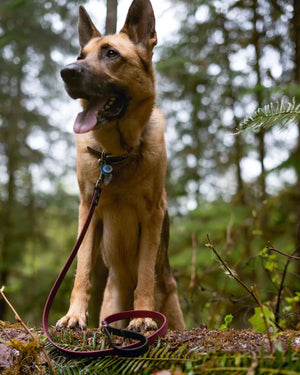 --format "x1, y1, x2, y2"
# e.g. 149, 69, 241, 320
222, 15, 246, 204
293, 0, 300, 83
252, 0, 267, 200
293, 0, 300, 197
292, 0, 300, 271
0, 77, 22, 319
105, 0, 118, 34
